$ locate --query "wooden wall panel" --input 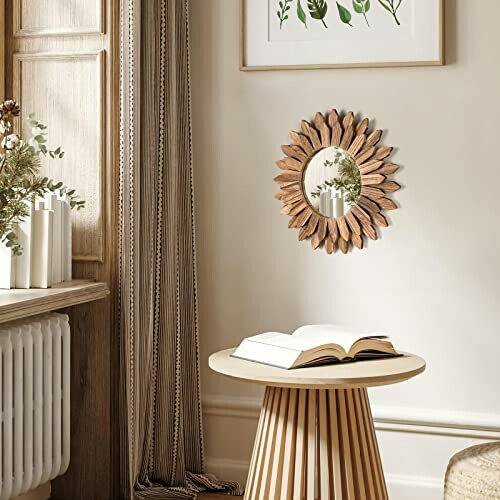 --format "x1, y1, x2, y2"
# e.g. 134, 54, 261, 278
13, 51, 105, 261
13, 0, 103, 36
4, 0, 119, 499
